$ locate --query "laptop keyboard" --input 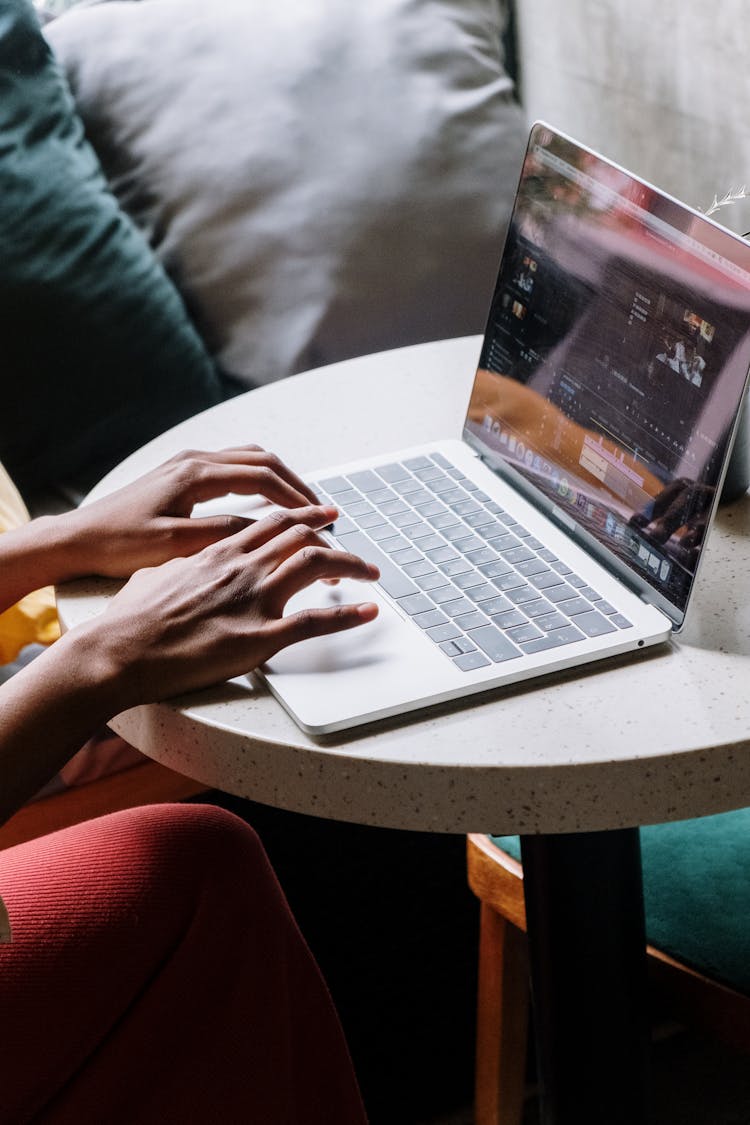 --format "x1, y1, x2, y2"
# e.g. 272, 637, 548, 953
312, 453, 633, 673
